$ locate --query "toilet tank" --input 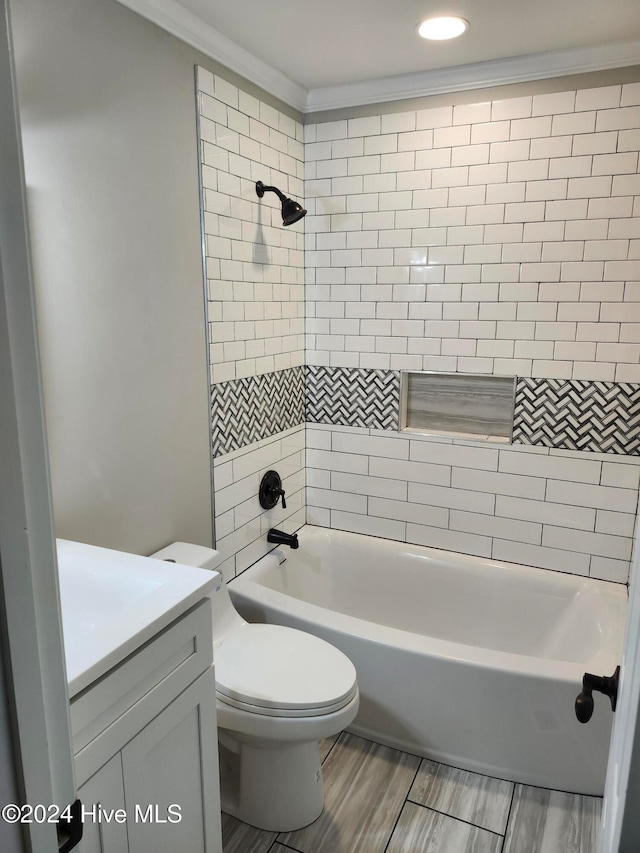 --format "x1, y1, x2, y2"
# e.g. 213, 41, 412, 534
150, 541, 221, 571
149, 542, 244, 645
